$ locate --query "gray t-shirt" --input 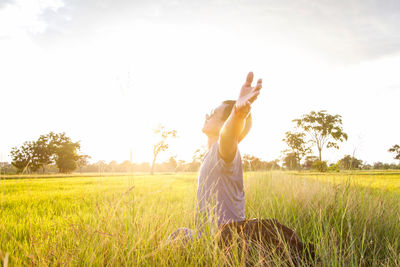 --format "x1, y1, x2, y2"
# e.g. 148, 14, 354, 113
196, 142, 245, 229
